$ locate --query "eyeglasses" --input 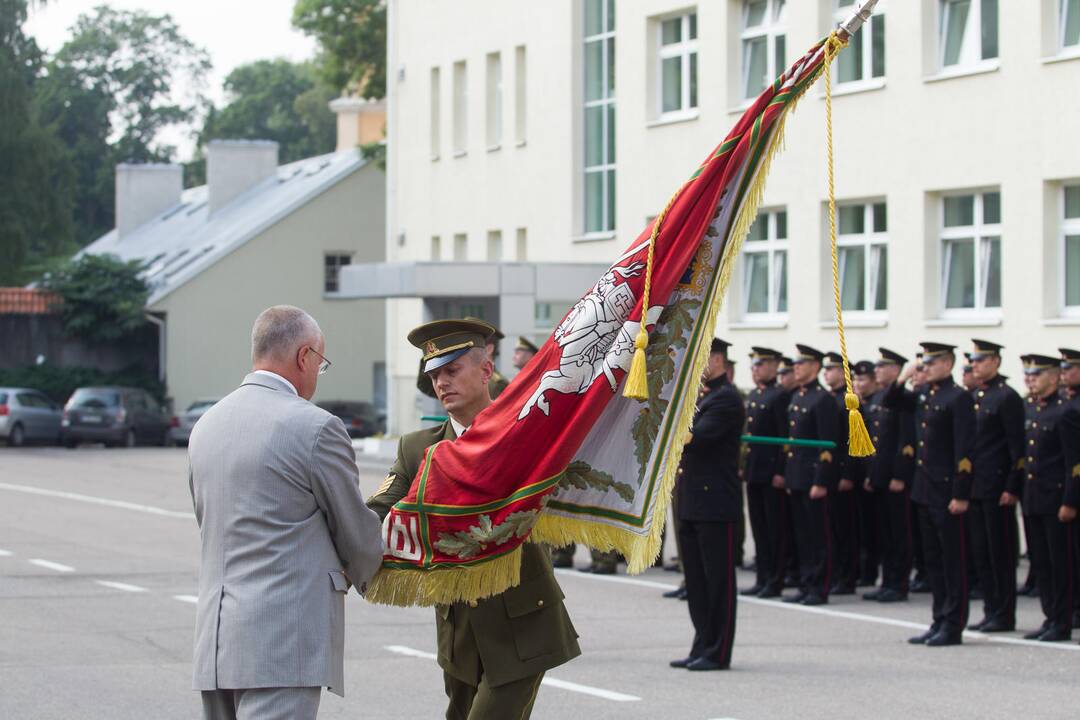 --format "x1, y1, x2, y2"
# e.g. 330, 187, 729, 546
307, 347, 332, 375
